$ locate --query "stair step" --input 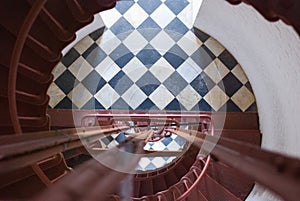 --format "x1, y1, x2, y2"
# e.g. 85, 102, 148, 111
164, 170, 179, 187
198, 174, 242, 201
139, 179, 154, 197
152, 175, 168, 193
65, 0, 94, 23
206, 160, 254, 199
218, 129, 261, 145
